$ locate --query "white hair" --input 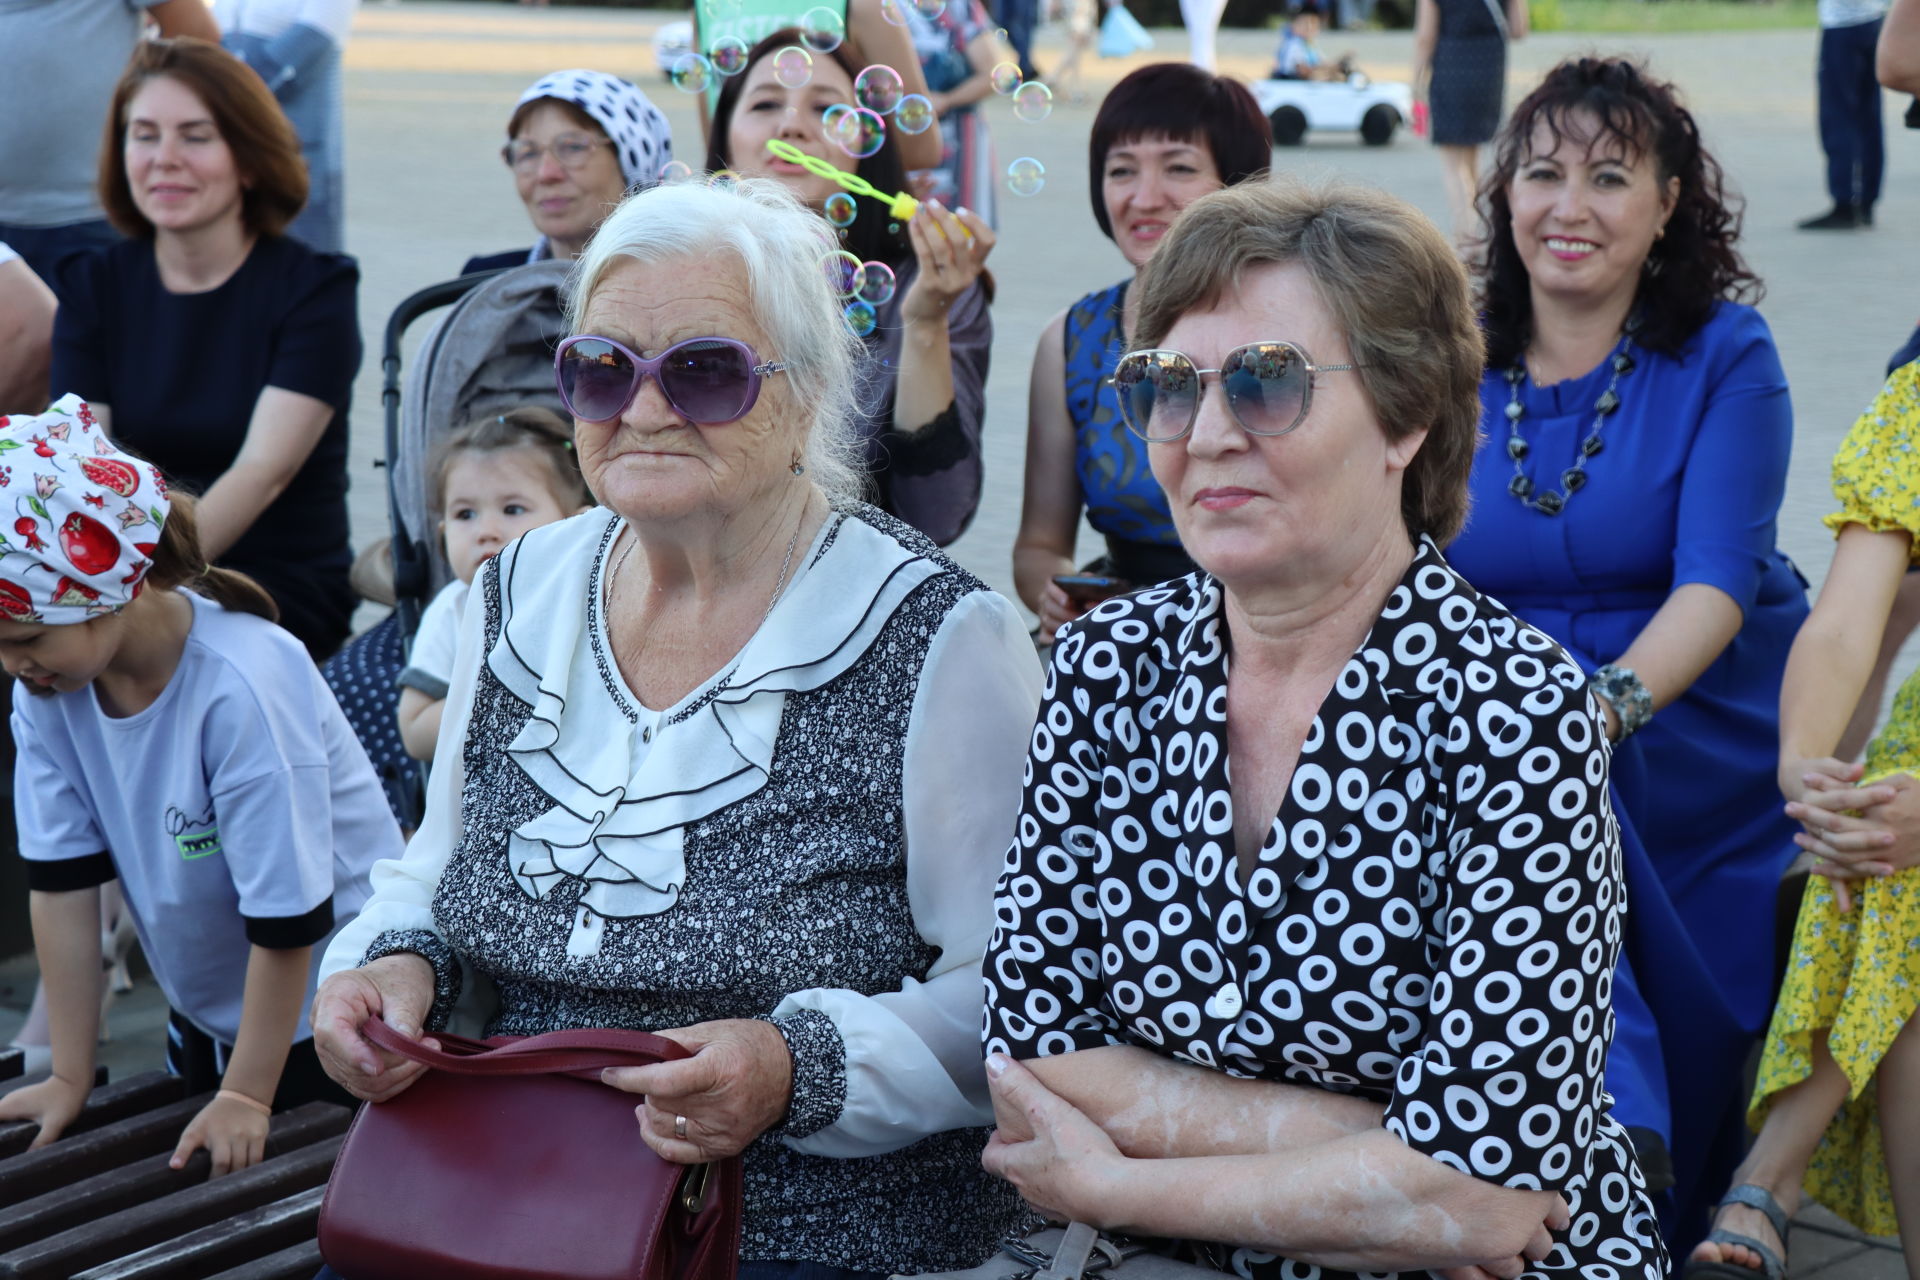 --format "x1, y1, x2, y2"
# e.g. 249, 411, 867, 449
566, 178, 866, 505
